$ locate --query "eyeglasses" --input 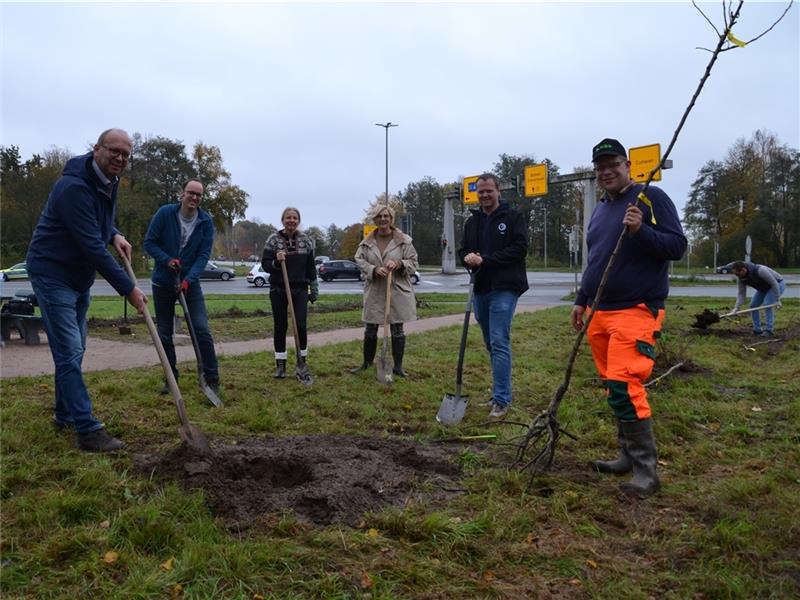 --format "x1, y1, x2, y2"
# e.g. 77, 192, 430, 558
594, 160, 625, 173
184, 191, 203, 198
100, 145, 131, 160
